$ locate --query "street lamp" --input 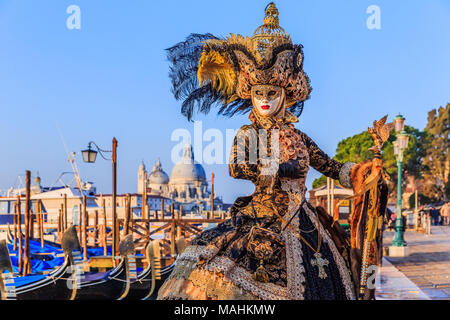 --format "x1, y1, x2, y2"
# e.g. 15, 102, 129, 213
81, 138, 119, 263
81, 143, 98, 163
394, 113, 405, 132
392, 114, 409, 248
